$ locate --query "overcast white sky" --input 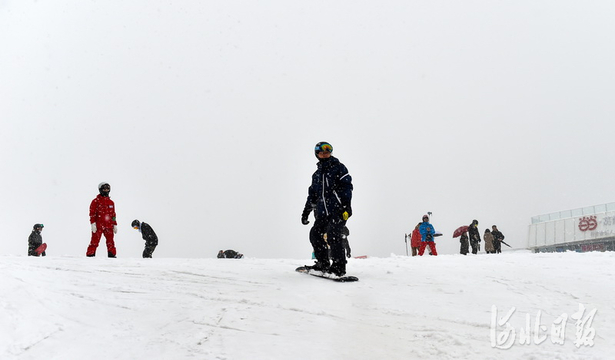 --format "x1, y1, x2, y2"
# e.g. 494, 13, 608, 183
2, 1, 614, 258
